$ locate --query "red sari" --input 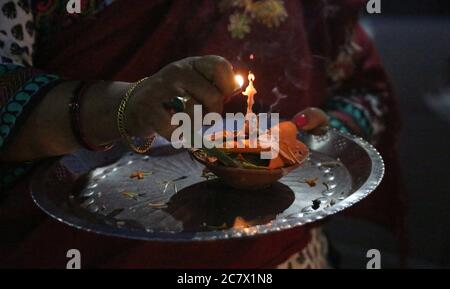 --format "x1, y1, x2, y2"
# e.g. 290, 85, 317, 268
0, 0, 404, 268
